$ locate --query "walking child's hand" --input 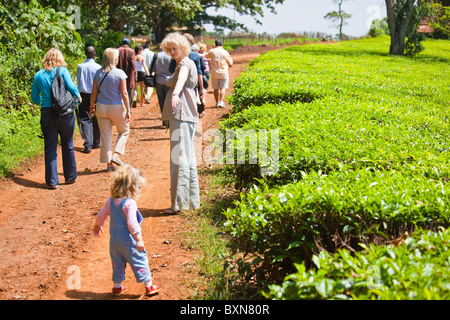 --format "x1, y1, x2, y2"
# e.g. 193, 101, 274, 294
136, 239, 145, 252
93, 225, 103, 238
